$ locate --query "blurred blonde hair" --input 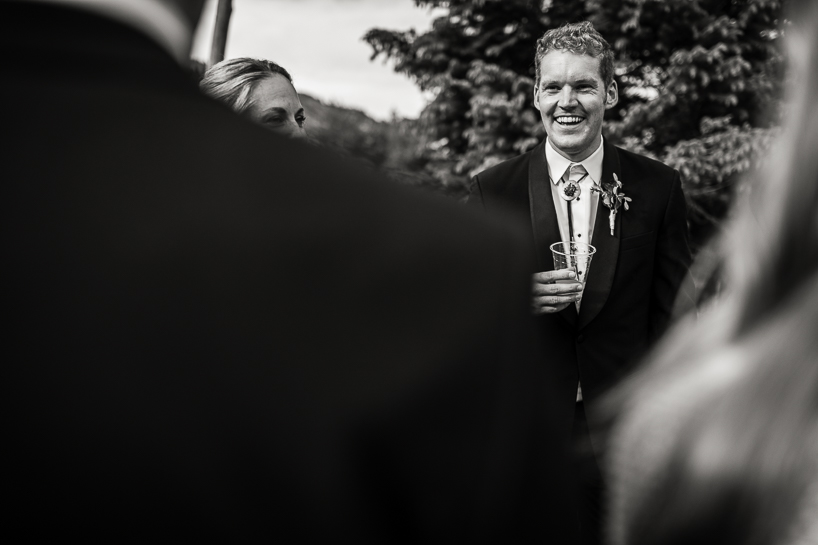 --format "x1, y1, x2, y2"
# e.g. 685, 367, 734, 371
200, 57, 294, 114
605, 0, 818, 543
